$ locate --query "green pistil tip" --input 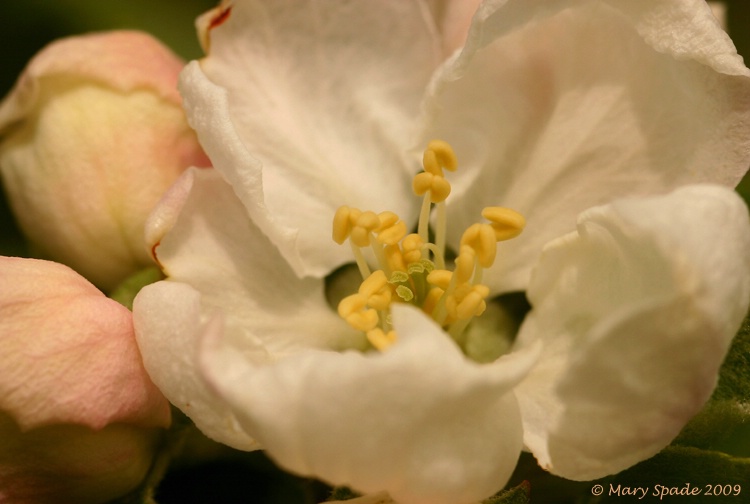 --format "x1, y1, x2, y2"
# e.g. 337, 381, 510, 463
396, 284, 415, 303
